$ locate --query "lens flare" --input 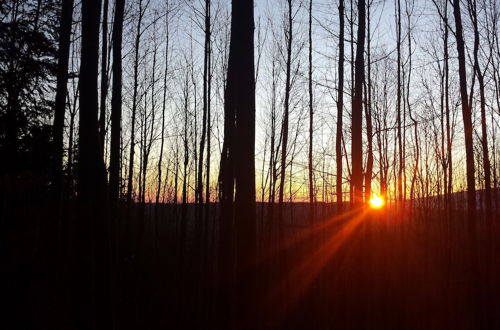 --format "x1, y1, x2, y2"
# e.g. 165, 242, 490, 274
369, 195, 384, 209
